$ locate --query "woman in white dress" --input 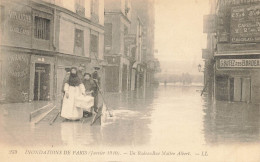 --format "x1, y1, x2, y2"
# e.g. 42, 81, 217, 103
61, 67, 86, 120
